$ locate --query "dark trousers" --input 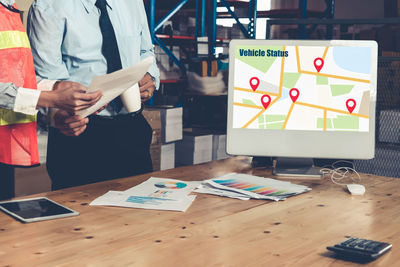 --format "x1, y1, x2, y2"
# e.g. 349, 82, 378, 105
46, 113, 153, 190
0, 163, 14, 200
